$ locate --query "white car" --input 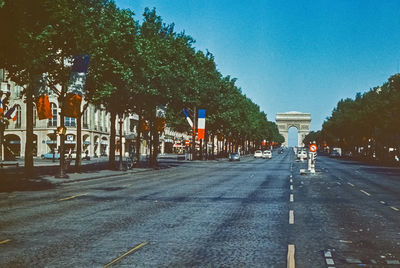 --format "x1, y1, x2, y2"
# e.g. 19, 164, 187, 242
254, 150, 263, 158
263, 150, 272, 159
